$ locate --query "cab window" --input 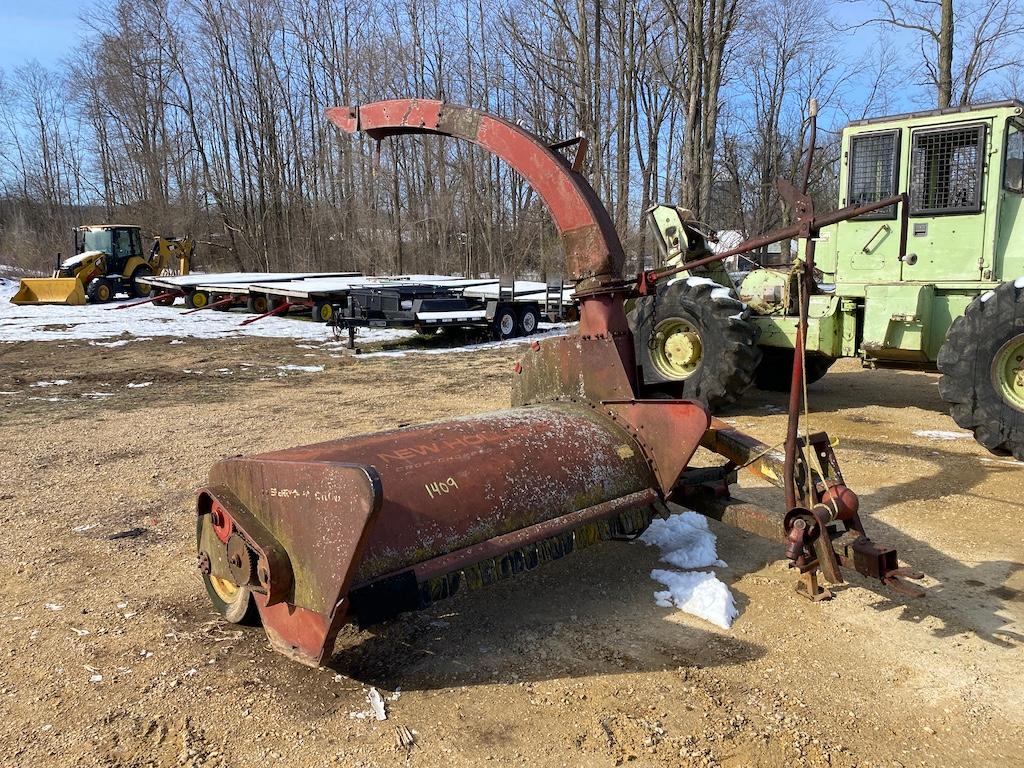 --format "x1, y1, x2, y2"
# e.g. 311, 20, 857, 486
847, 129, 900, 219
1005, 120, 1023, 193
113, 229, 134, 259
909, 124, 985, 214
